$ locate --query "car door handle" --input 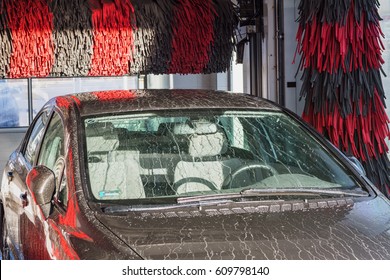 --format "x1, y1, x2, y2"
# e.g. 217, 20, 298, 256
20, 191, 28, 208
